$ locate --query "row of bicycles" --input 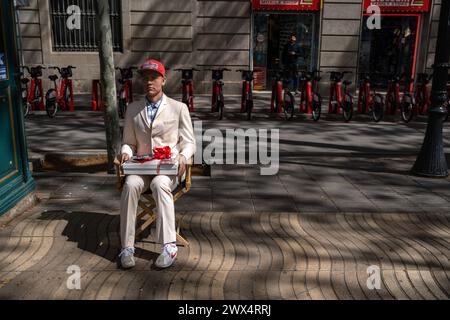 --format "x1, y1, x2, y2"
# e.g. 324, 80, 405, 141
19, 65, 76, 118
173, 68, 254, 120
171, 67, 450, 123
20, 64, 136, 119
257, 69, 450, 123
19, 63, 449, 123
